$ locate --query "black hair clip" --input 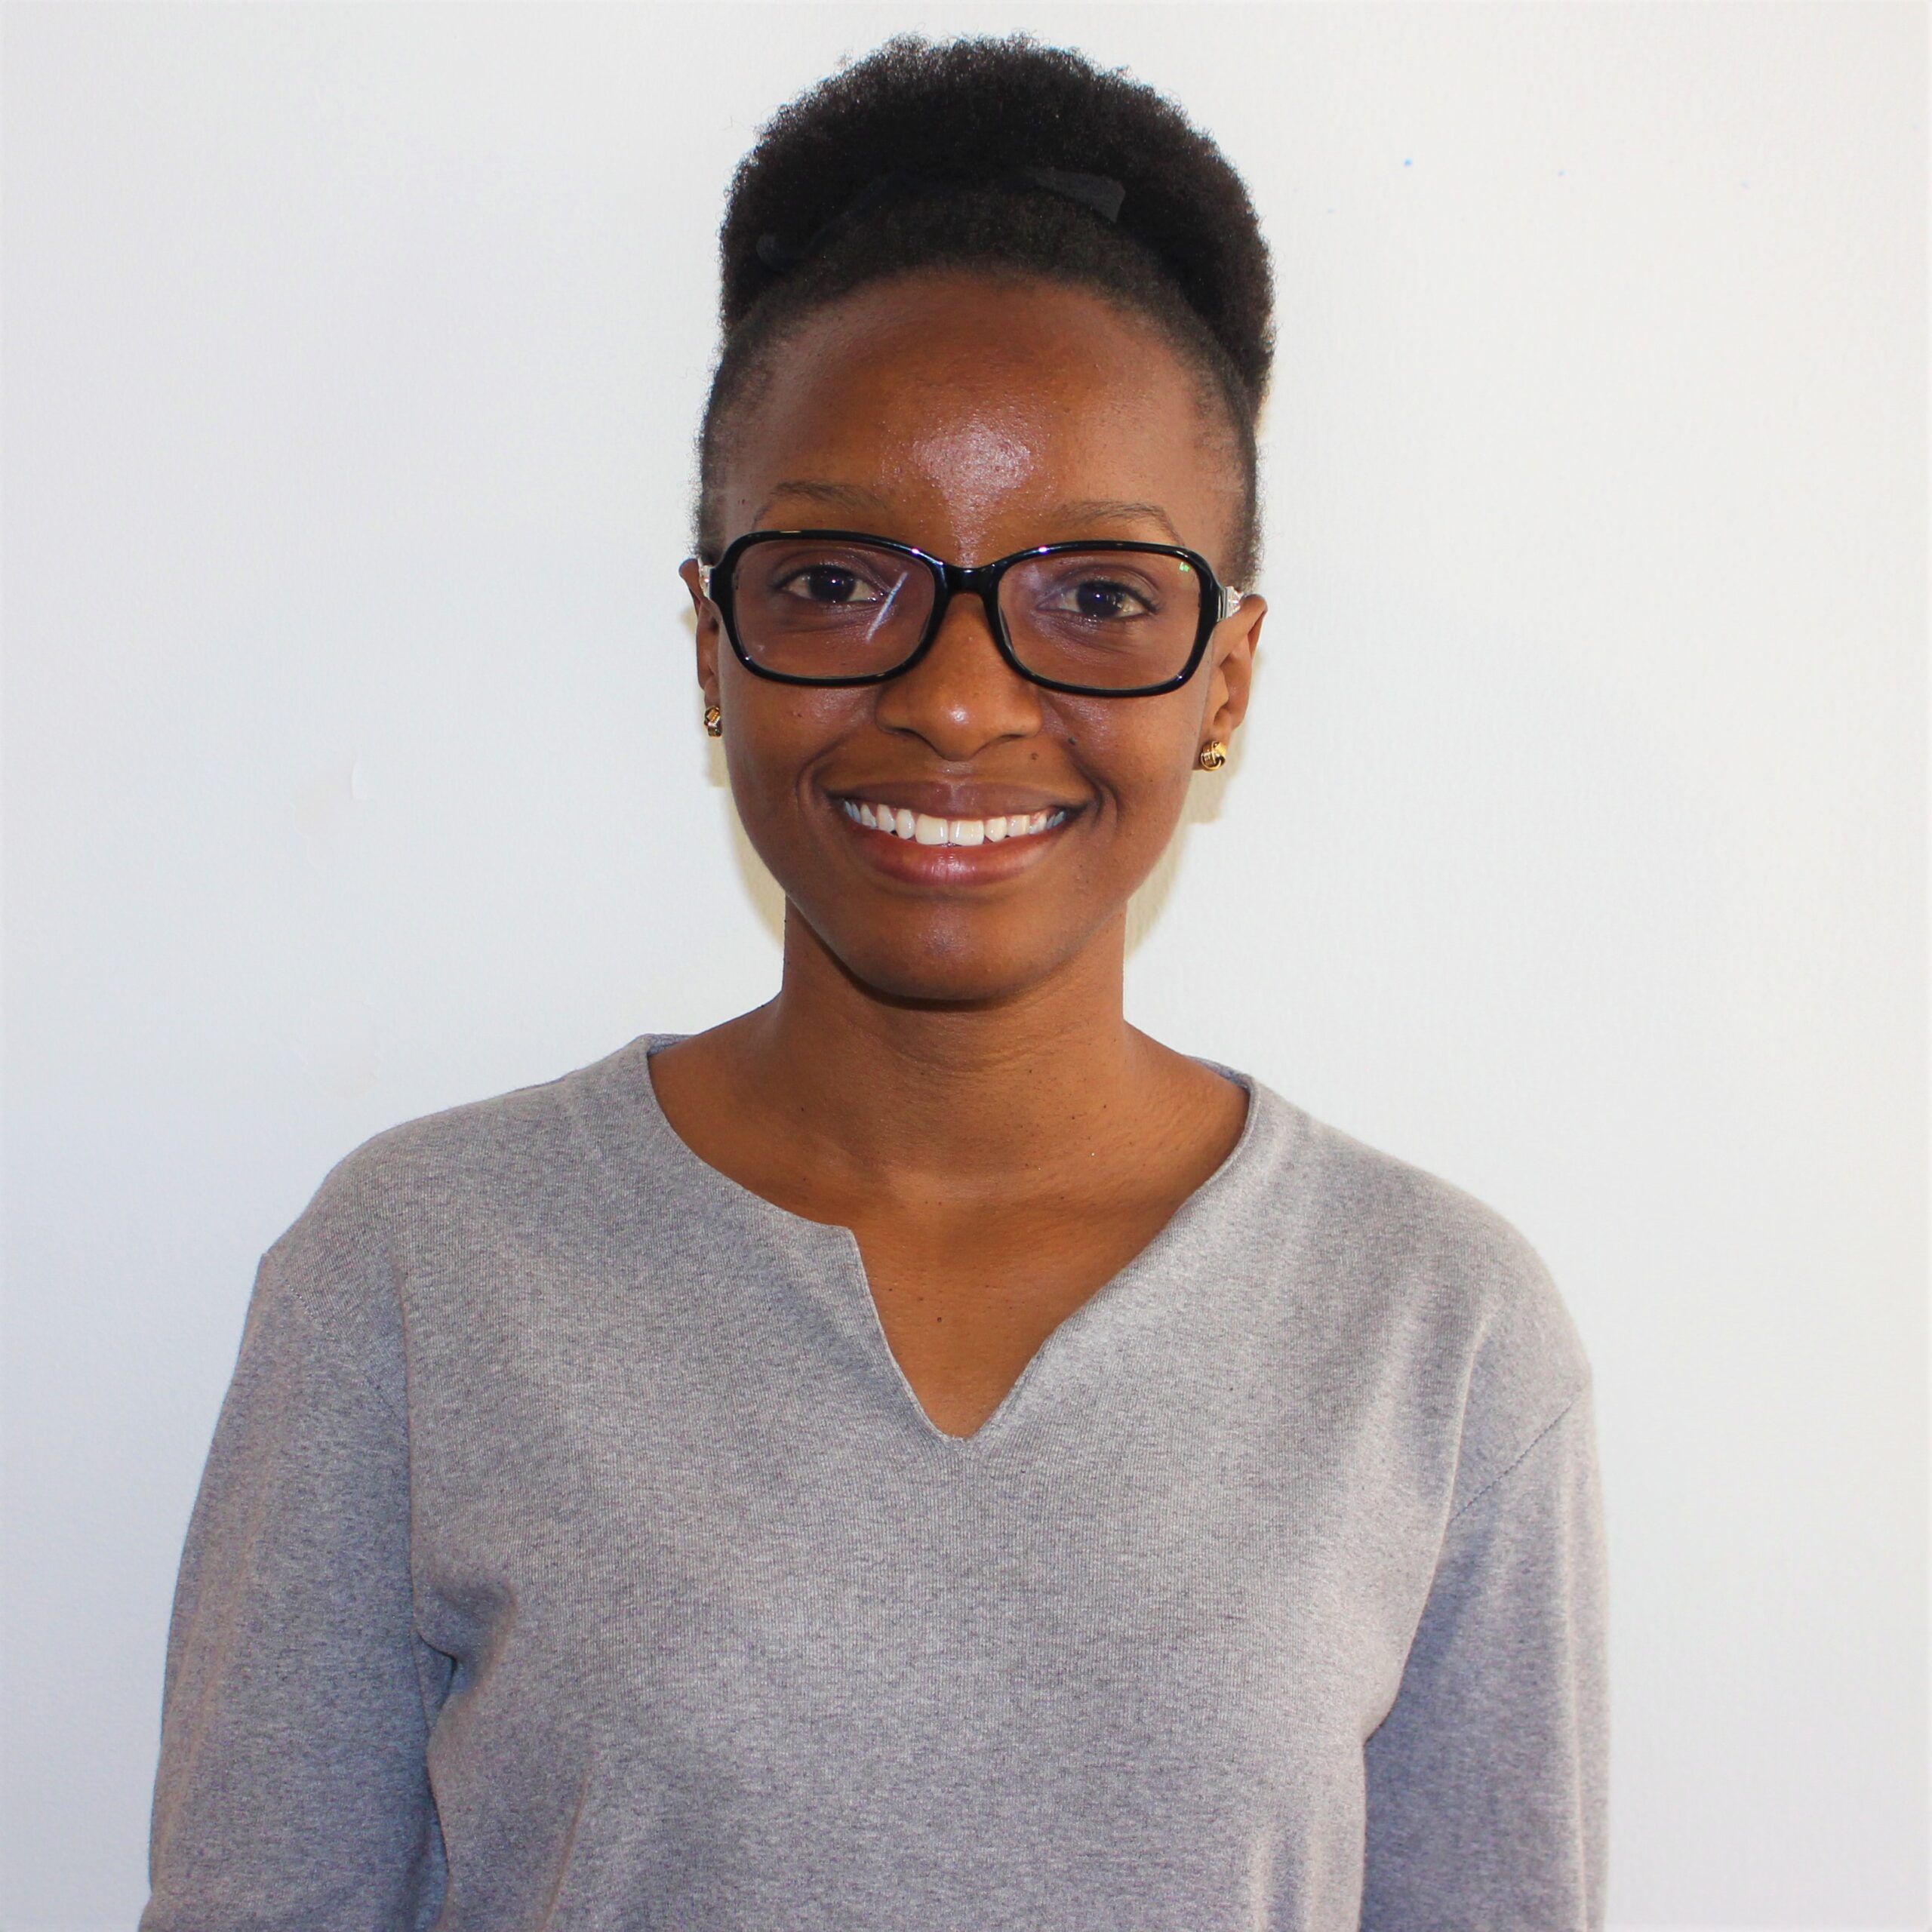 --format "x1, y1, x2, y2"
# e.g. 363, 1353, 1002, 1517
755, 166, 1127, 274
